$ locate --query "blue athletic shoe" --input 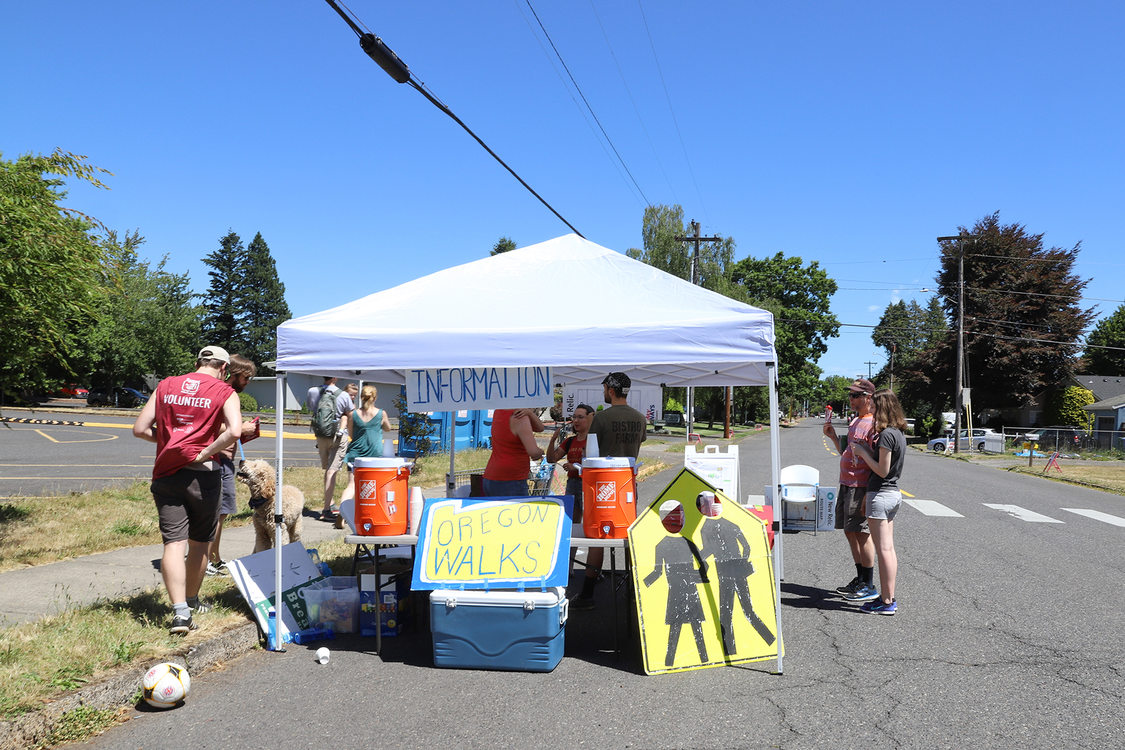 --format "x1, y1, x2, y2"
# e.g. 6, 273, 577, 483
861, 598, 897, 615
843, 583, 879, 602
